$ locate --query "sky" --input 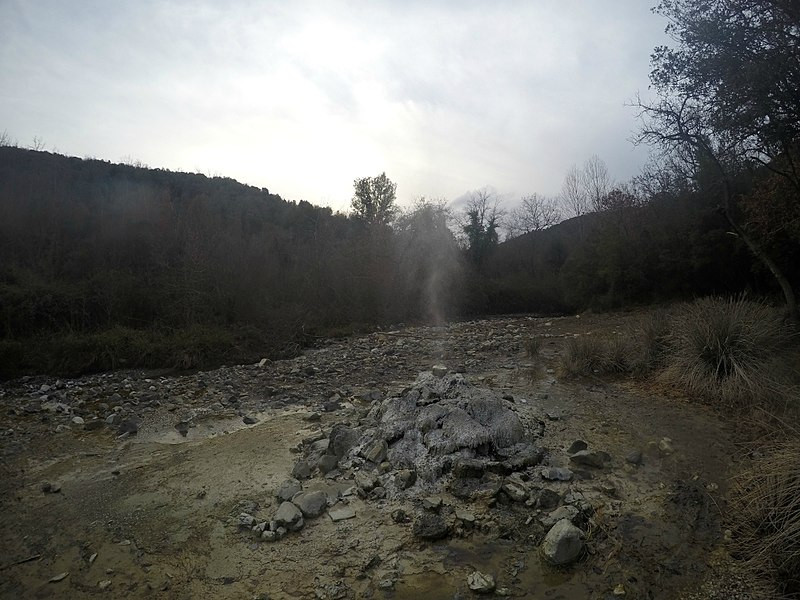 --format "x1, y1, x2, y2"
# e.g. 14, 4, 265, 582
0, 1, 670, 213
